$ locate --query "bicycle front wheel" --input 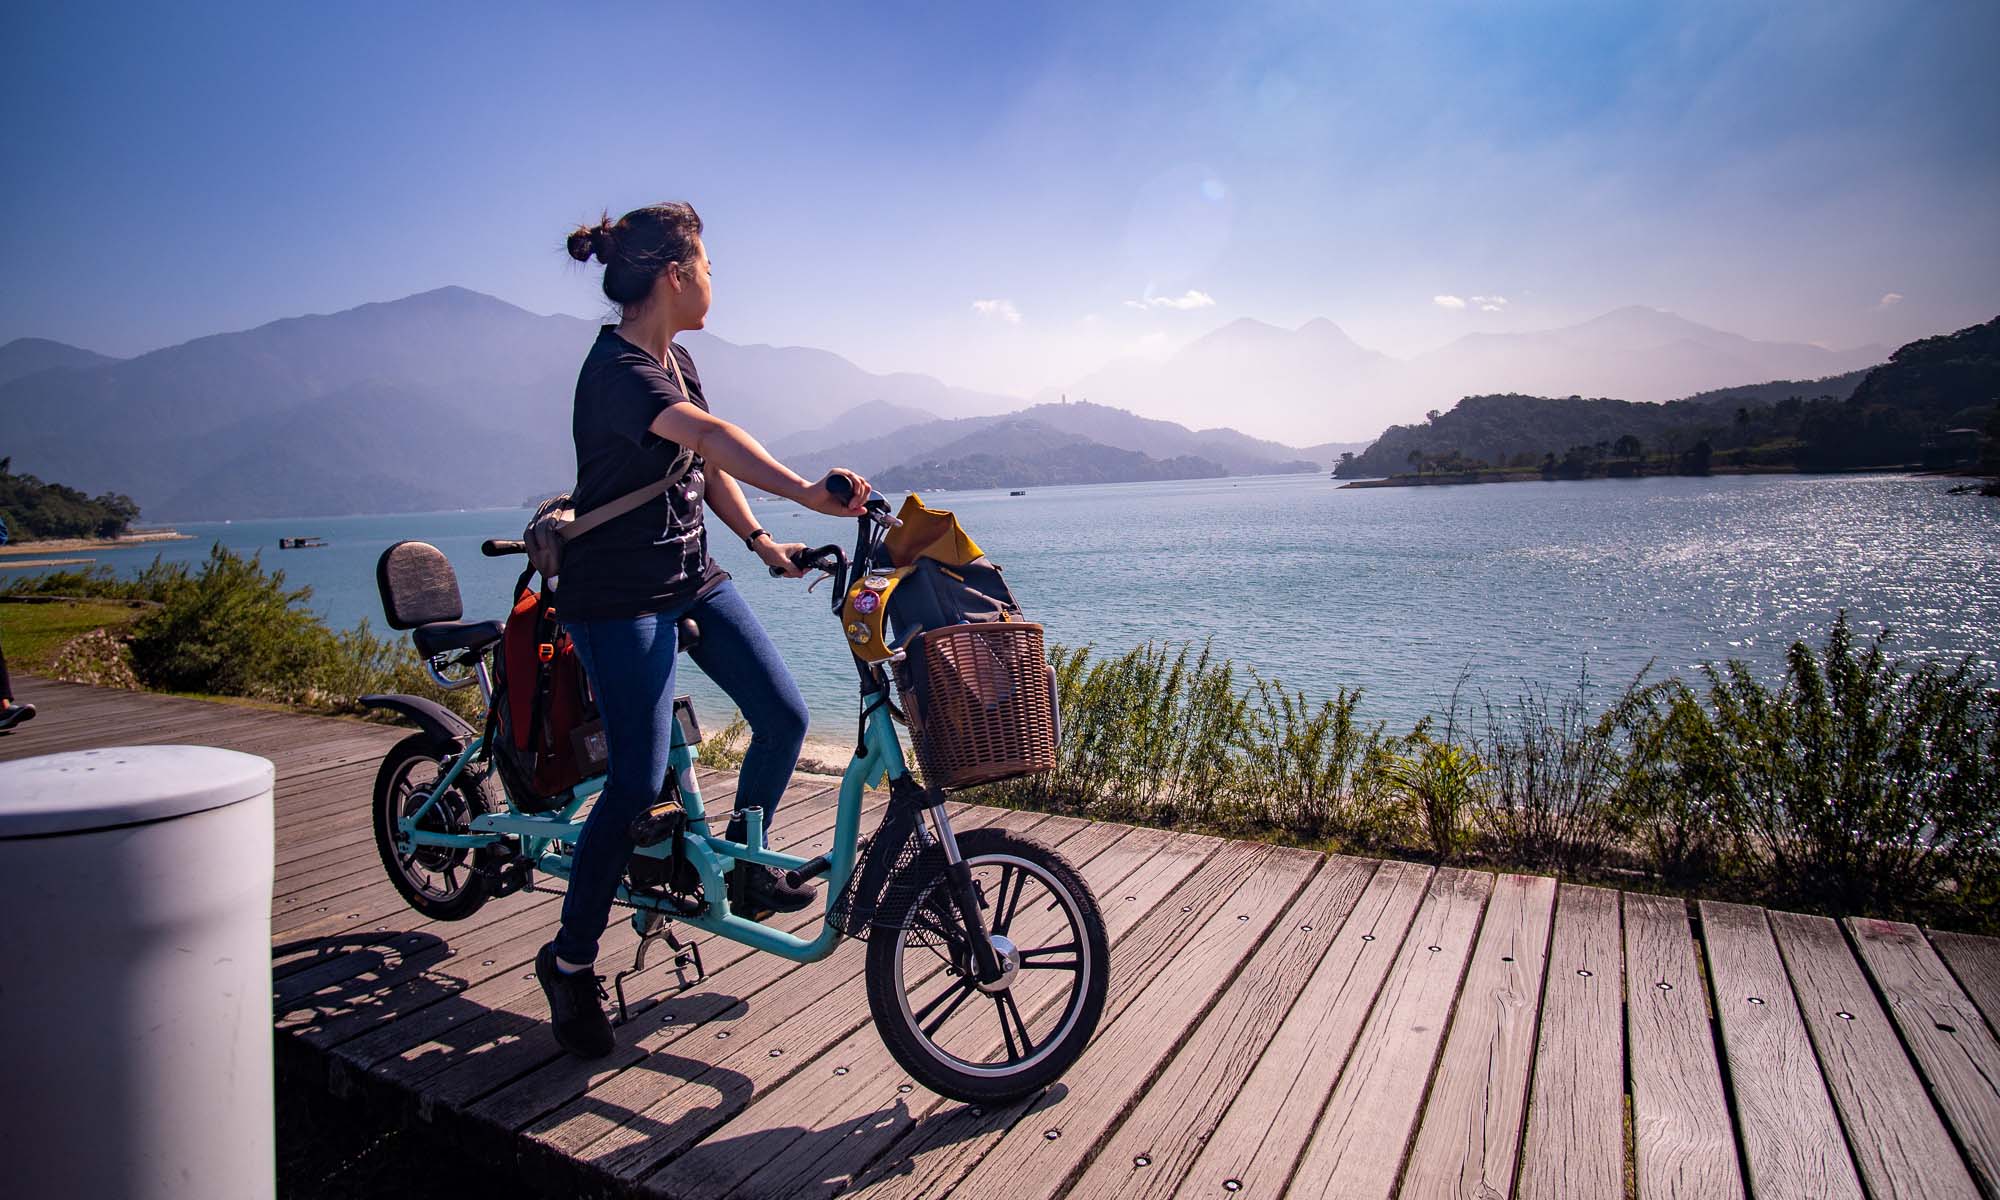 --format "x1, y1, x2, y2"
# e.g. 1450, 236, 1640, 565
864, 827, 1109, 1103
